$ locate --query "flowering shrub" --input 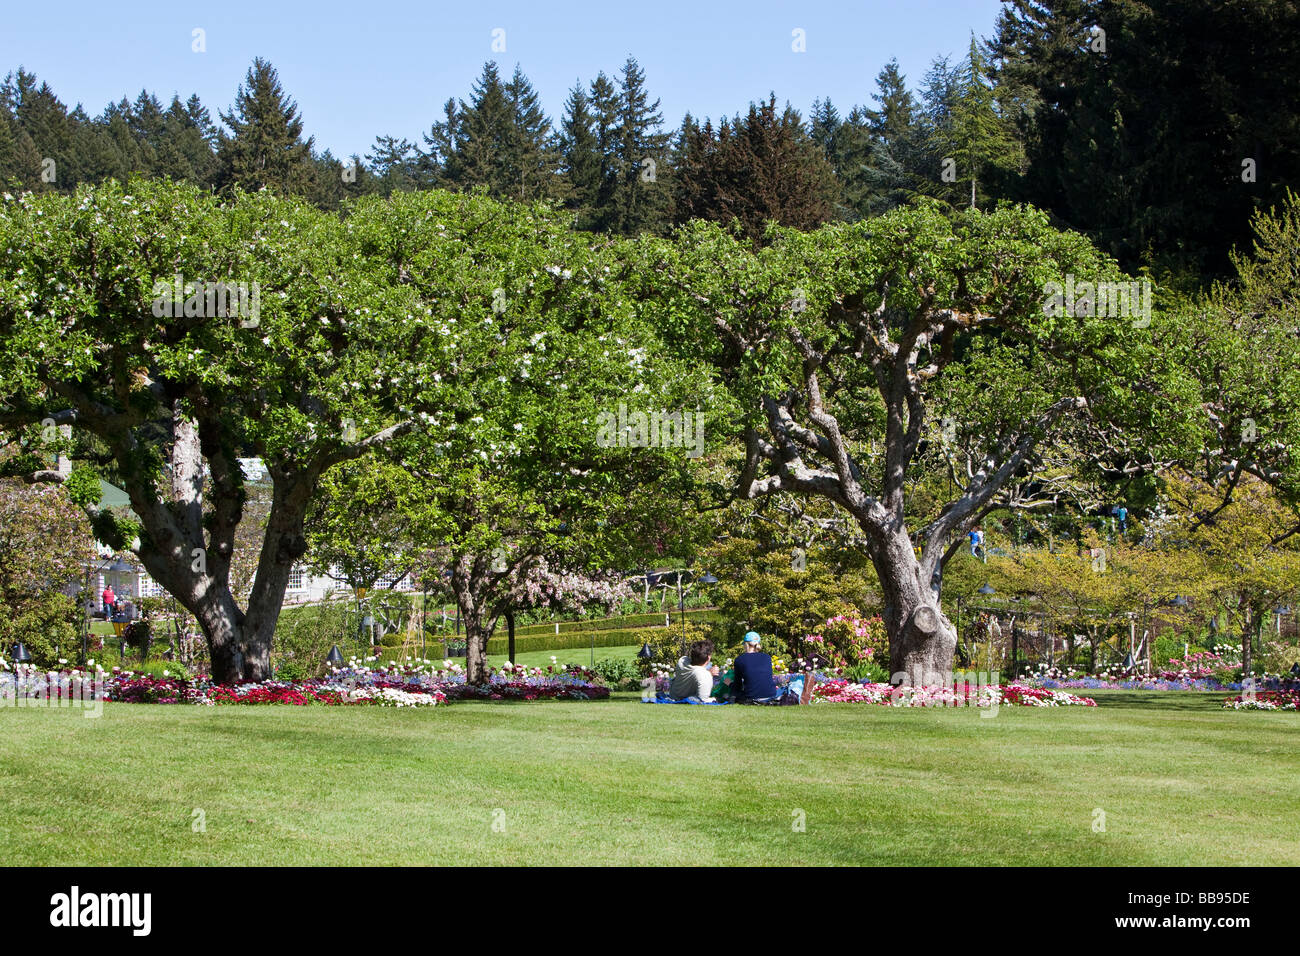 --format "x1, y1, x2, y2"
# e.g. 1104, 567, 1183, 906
794, 615, 887, 671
